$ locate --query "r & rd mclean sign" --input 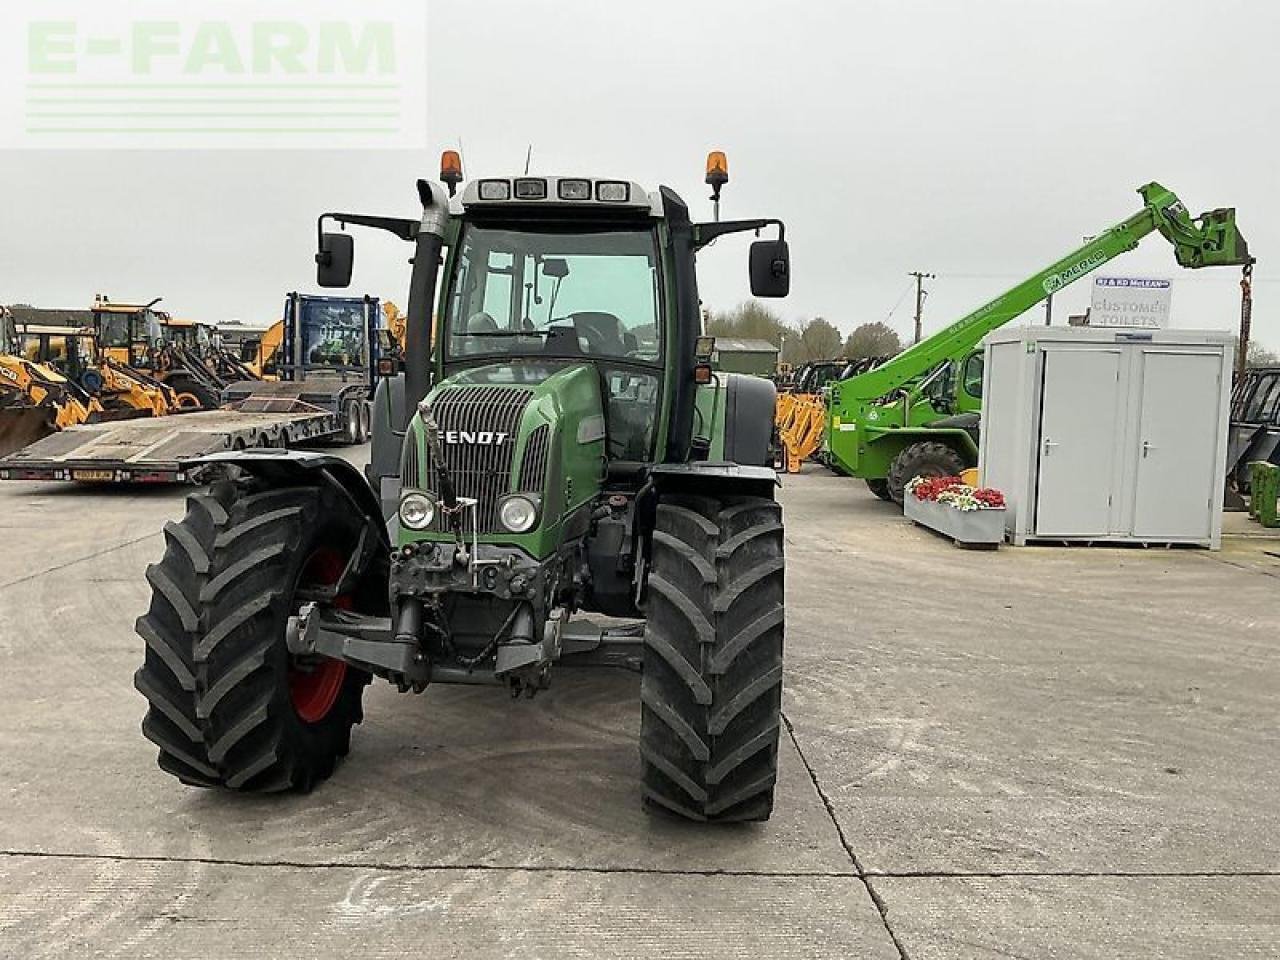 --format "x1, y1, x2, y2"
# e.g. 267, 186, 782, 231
1089, 276, 1172, 329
